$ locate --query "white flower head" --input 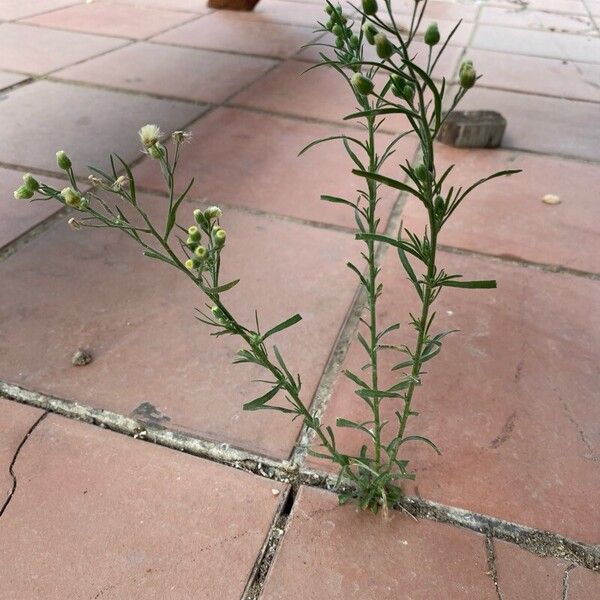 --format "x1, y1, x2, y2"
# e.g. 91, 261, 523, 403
138, 124, 161, 149
172, 130, 192, 144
